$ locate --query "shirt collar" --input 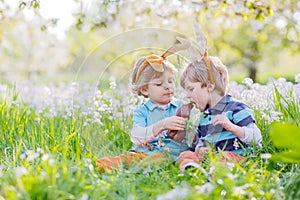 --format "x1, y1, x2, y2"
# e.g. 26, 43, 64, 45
144, 99, 180, 111
204, 95, 231, 115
